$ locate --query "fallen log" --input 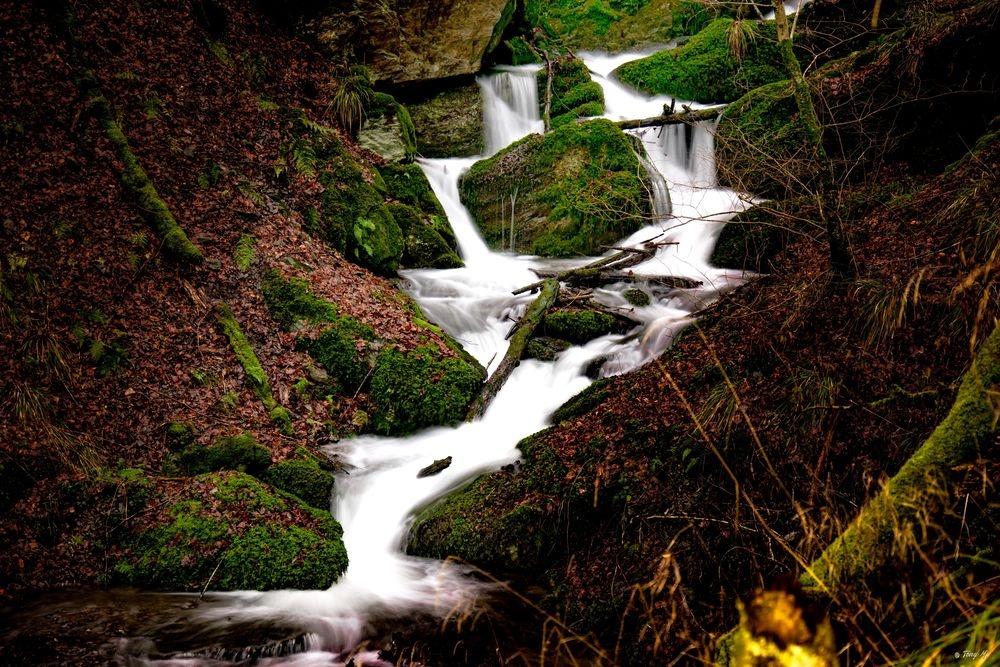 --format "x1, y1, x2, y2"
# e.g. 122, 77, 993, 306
466, 279, 560, 420
513, 248, 653, 295
616, 105, 723, 130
